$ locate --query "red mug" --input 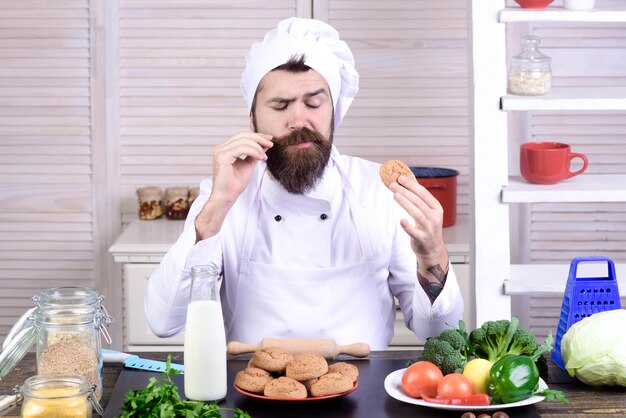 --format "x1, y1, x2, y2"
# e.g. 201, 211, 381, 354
520, 142, 588, 184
